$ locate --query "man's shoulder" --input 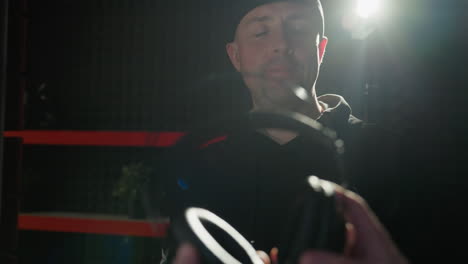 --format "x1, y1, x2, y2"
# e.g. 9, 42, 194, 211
317, 94, 363, 138
316, 93, 400, 144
